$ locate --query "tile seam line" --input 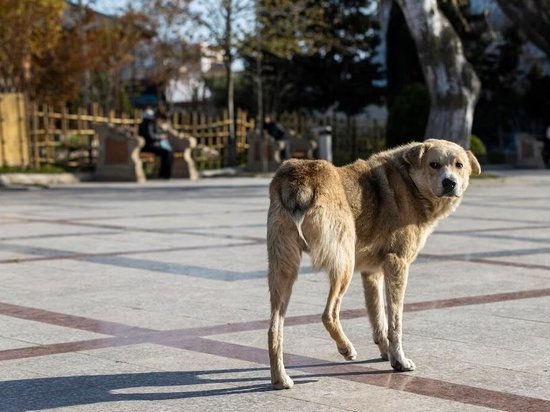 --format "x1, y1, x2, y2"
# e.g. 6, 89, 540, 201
0, 241, 261, 264
7, 214, 550, 242
2, 335, 547, 412
181, 287, 550, 337
179, 336, 550, 412
0, 288, 548, 342
2, 250, 548, 272
10, 214, 550, 236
